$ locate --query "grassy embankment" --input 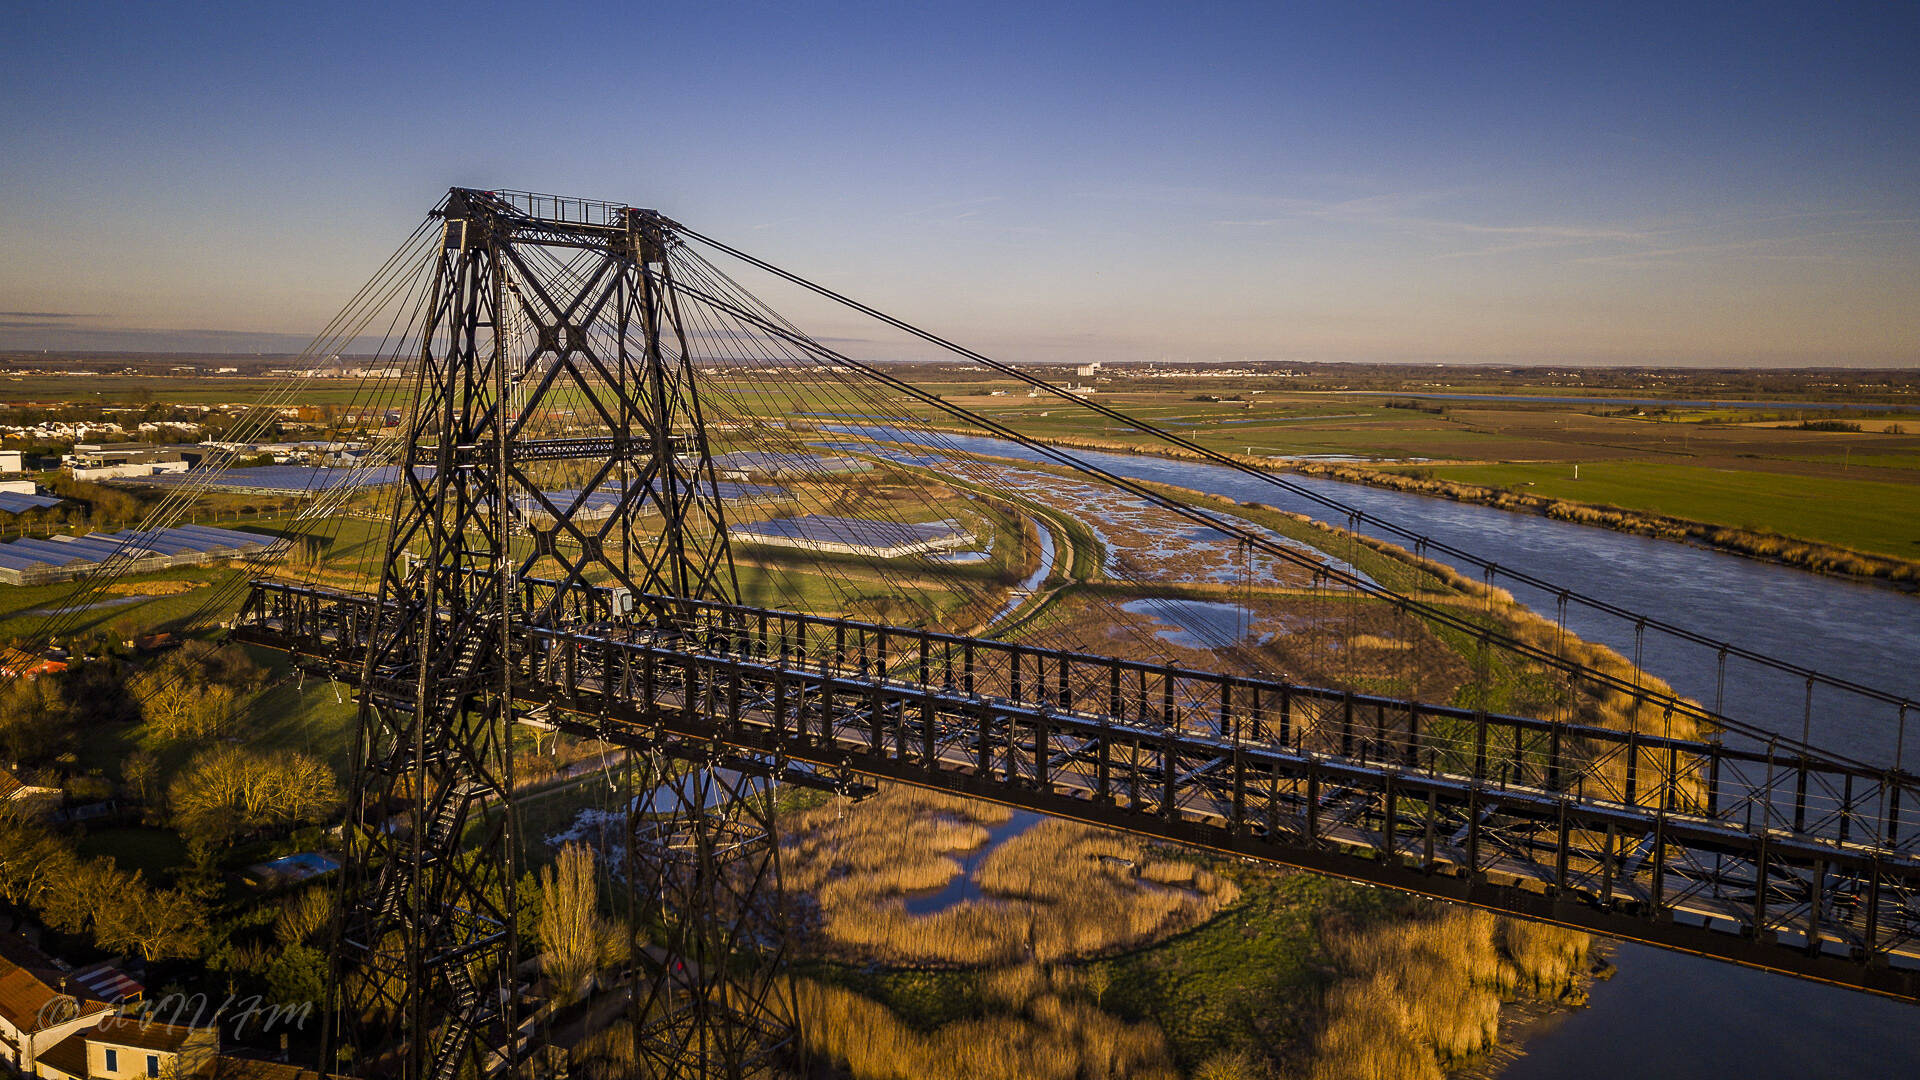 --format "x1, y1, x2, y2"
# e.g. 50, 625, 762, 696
1332, 460, 1920, 585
